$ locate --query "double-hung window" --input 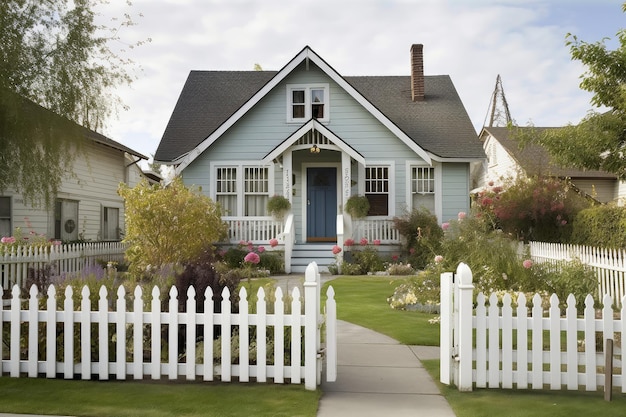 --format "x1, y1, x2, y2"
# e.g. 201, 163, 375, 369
215, 165, 271, 216
102, 206, 120, 240
411, 166, 435, 213
287, 84, 329, 122
244, 167, 269, 216
0, 197, 11, 238
365, 166, 390, 216
216, 167, 238, 215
